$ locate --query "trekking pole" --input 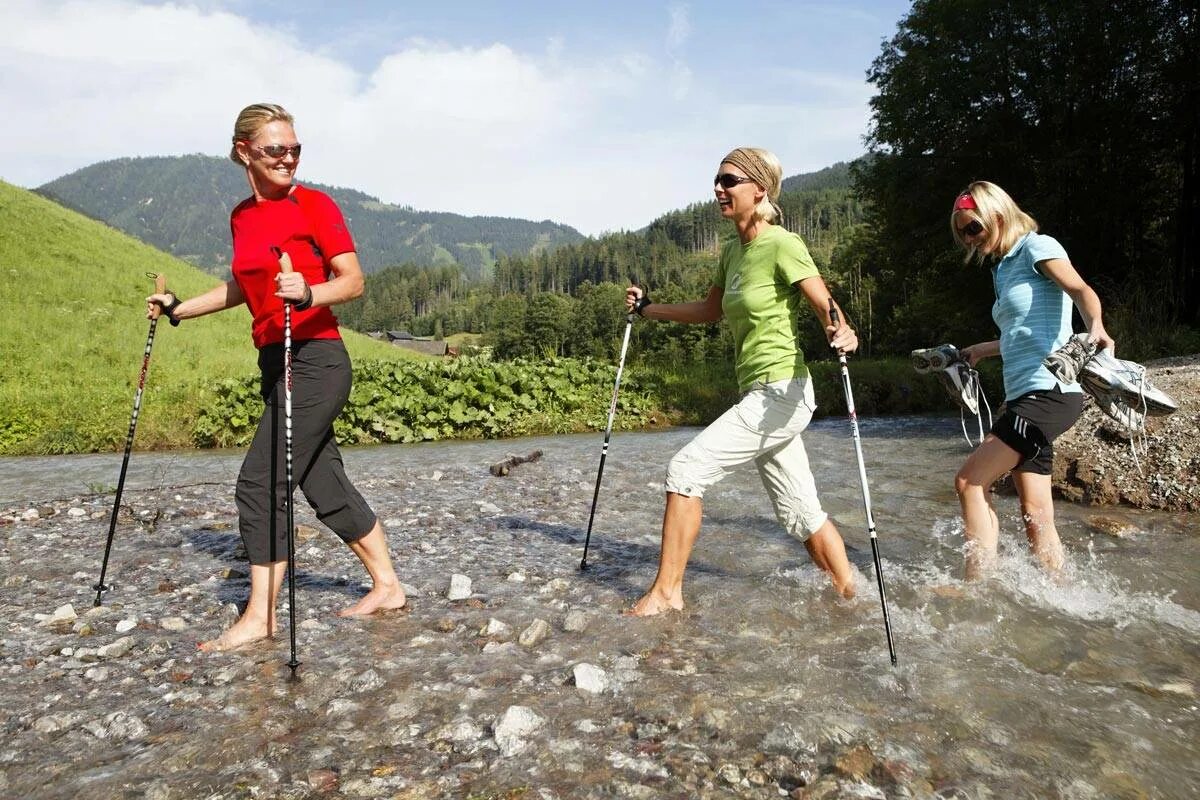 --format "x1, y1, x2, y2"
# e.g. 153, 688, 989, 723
579, 288, 638, 570
828, 300, 897, 666
274, 248, 301, 679
94, 273, 169, 607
